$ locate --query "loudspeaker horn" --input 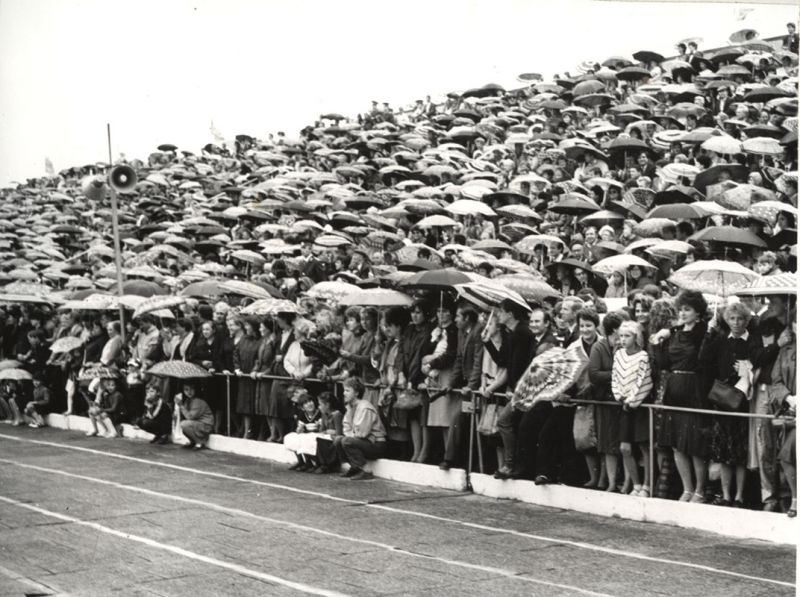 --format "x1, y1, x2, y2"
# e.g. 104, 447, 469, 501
109, 164, 138, 192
